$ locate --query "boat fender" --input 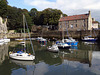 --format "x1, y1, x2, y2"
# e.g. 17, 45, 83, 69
9, 51, 12, 54
29, 53, 31, 55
